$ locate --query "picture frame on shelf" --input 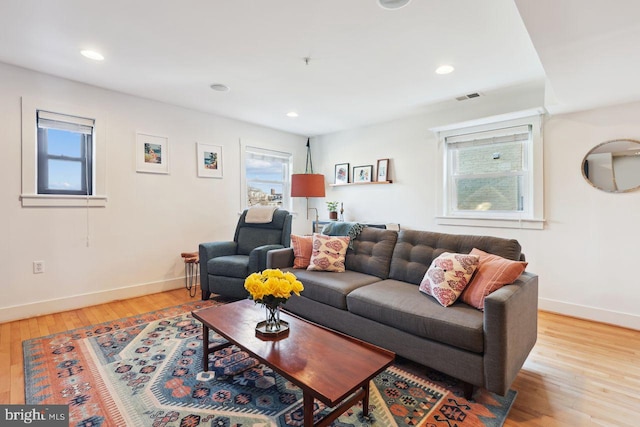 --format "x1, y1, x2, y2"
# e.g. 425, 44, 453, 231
334, 163, 350, 184
136, 133, 169, 174
197, 143, 223, 178
377, 158, 389, 182
353, 165, 373, 183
